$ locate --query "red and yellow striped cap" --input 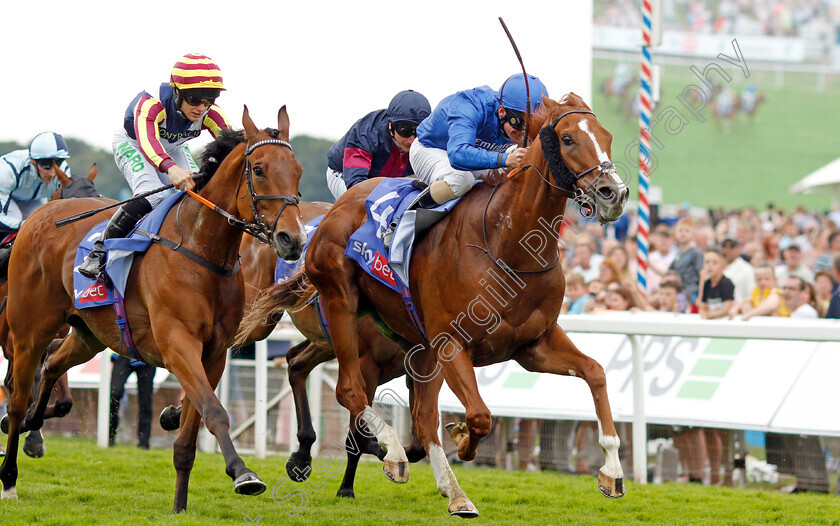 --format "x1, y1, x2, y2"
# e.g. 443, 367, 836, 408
169, 53, 225, 91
